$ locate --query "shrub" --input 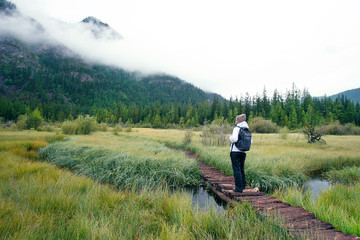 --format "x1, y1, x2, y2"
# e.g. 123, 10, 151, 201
201, 120, 232, 146
28, 108, 43, 130
16, 115, 28, 130
62, 121, 78, 135
125, 126, 132, 132
98, 122, 108, 132
249, 117, 278, 133
344, 123, 360, 135
318, 121, 360, 135
36, 123, 55, 132
61, 115, 97, 135
183, 129, 193, 145
113, 125, 123, 135
9, 123, 17, 131
42, 124, 55, 132
77, 115, 97, 134
279, 127, 289, 139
